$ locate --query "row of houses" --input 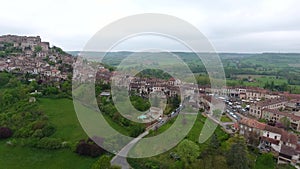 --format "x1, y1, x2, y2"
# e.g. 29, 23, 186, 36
248, 97, 300, 131
200, 86, 281, 100
238, 117, 300, 167
128, 77, 181, 97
